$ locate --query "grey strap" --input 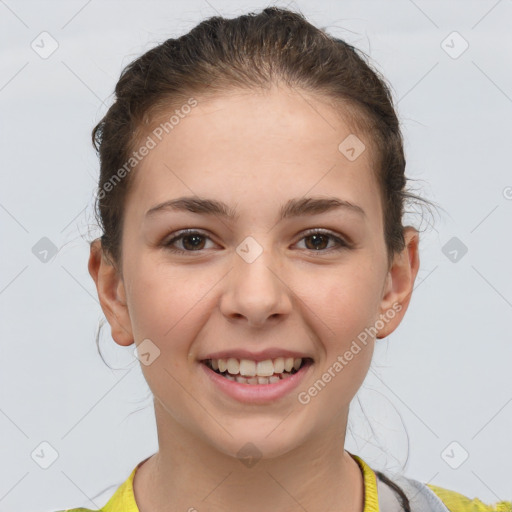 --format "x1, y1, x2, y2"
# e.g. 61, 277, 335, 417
376, 475, 405, 512
376, 472, 451, 512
